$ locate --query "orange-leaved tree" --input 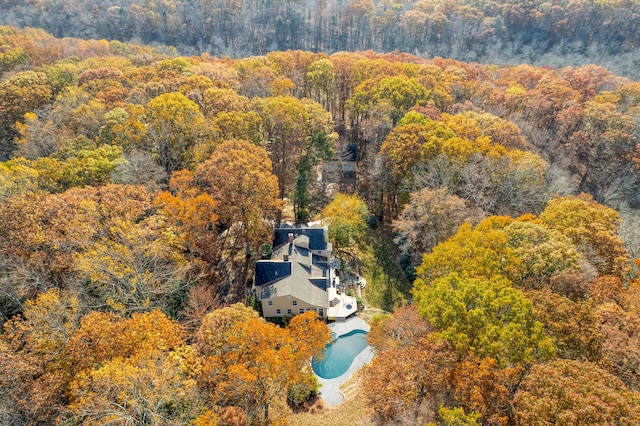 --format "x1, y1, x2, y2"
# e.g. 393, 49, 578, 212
514, 359, 640, 425
195, 139, 281, 252
361, 335, 456, 423
196, 305, 330, 423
